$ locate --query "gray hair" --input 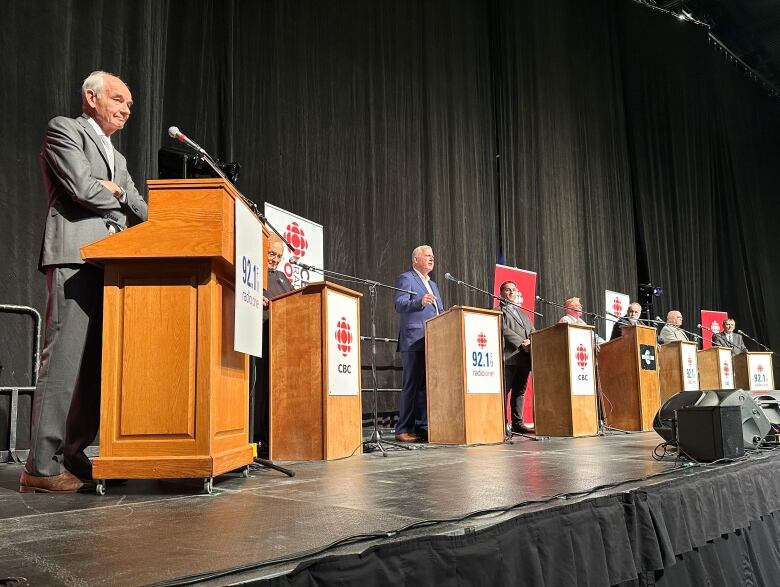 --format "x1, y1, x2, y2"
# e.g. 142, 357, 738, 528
81, 70, 119, 106
411, 245, 432, 262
